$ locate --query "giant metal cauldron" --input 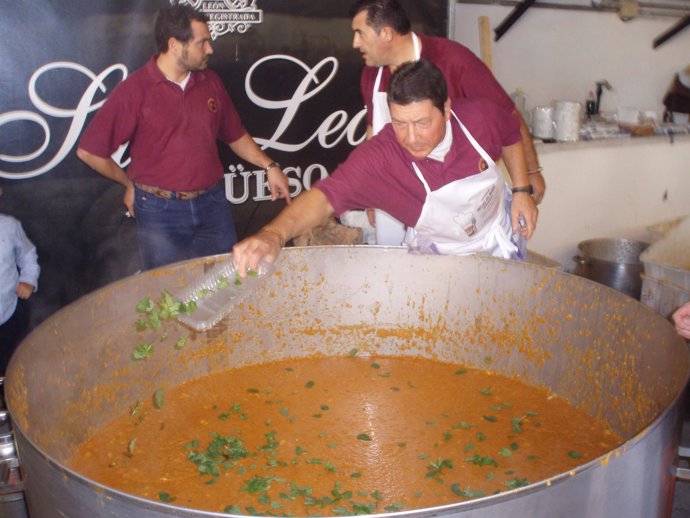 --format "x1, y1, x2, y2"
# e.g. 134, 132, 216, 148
5, 247, 690, 517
